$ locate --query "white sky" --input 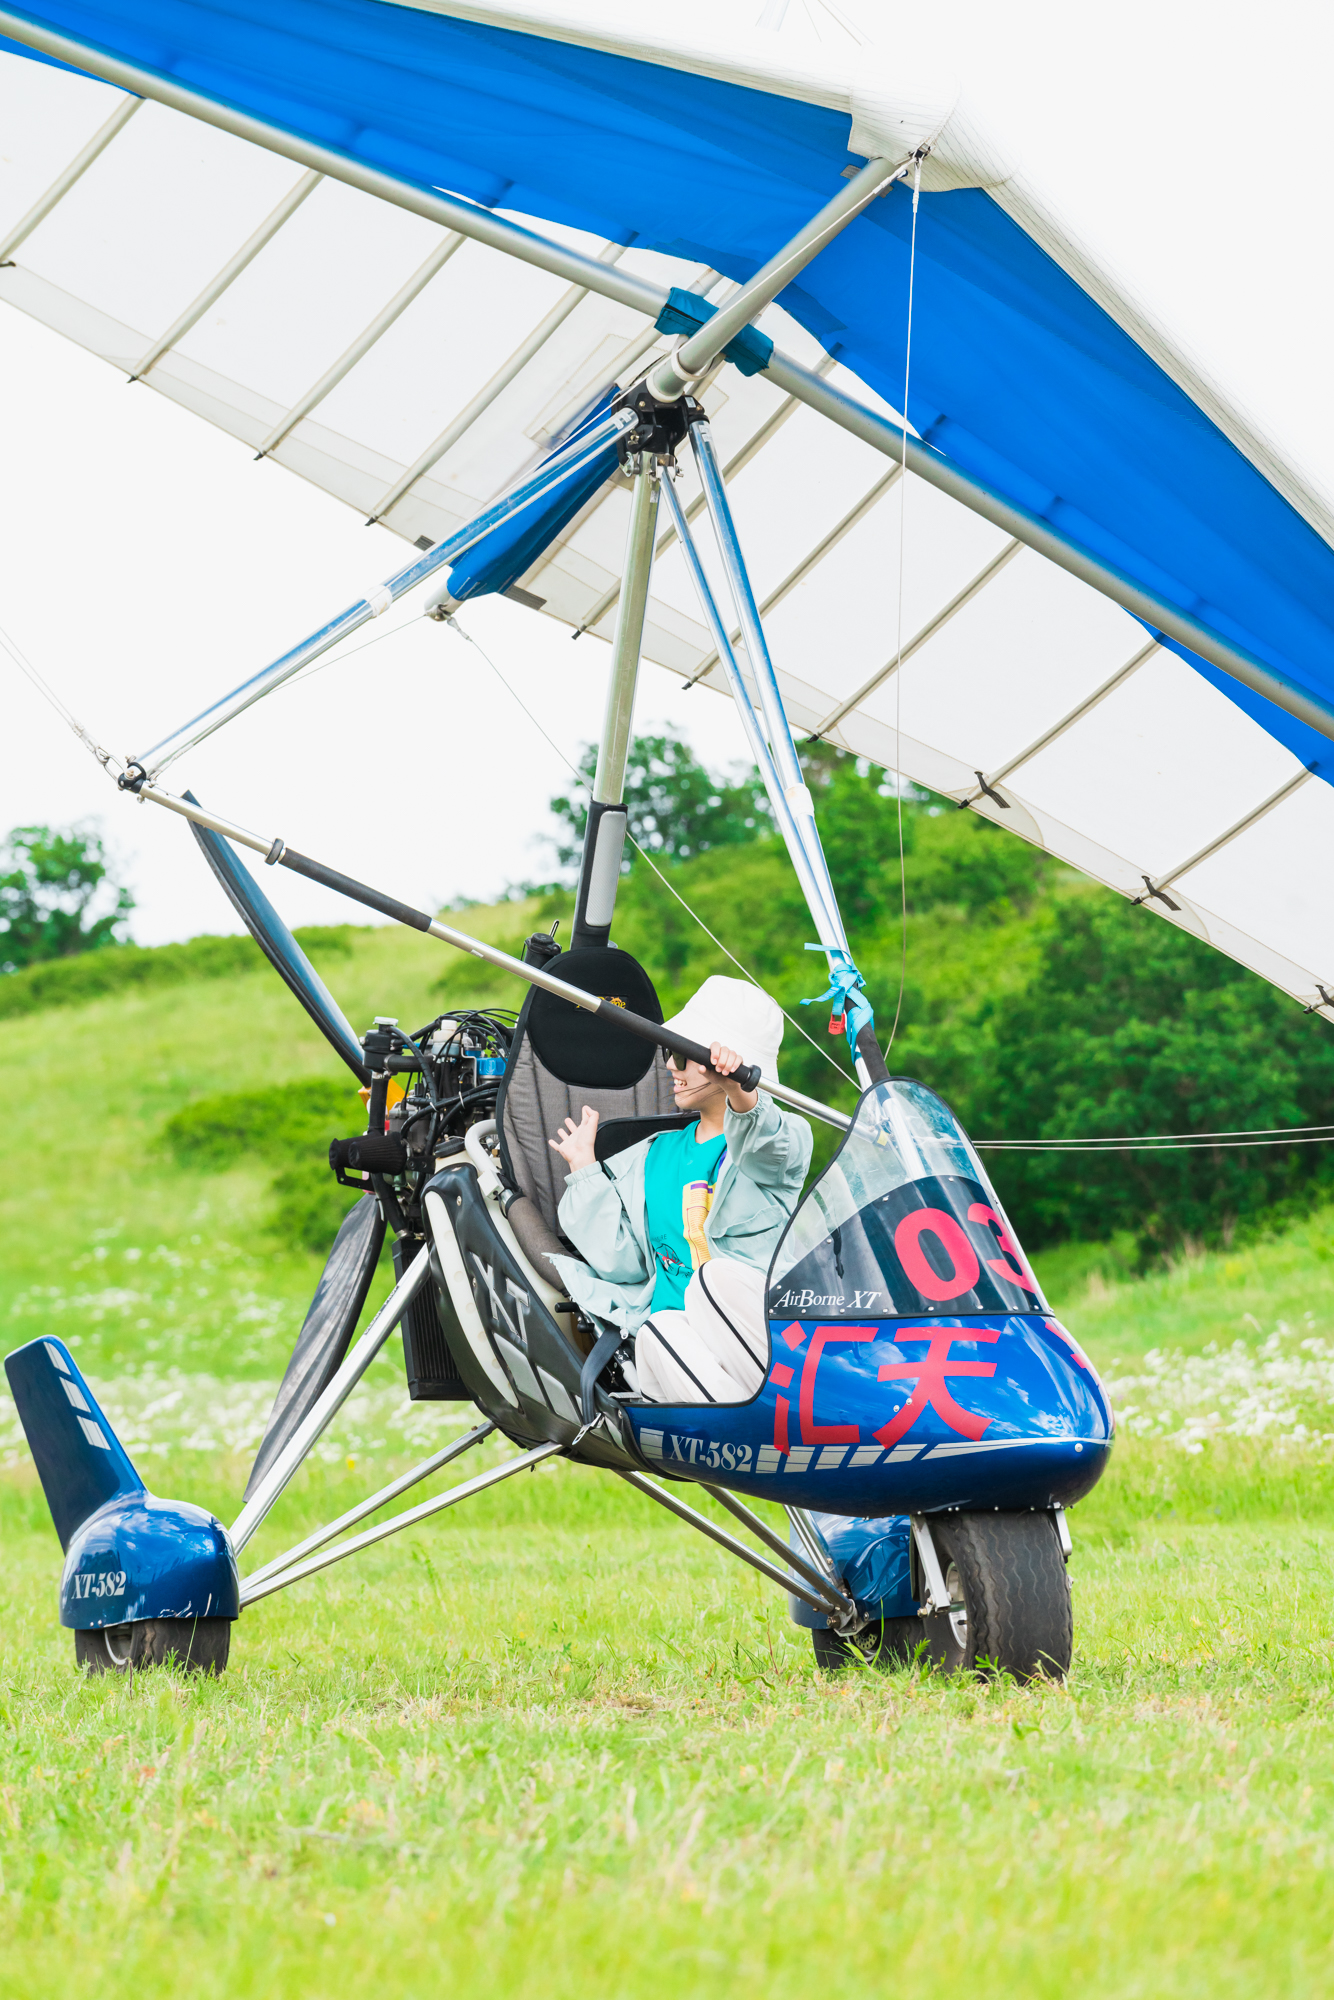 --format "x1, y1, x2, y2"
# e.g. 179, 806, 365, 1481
2, 0, 1331, 945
